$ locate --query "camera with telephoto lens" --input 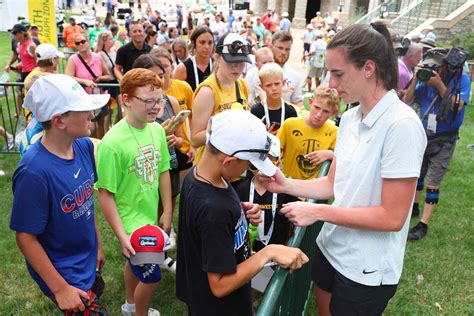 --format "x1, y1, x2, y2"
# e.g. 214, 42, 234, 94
416, 47, 468, 82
